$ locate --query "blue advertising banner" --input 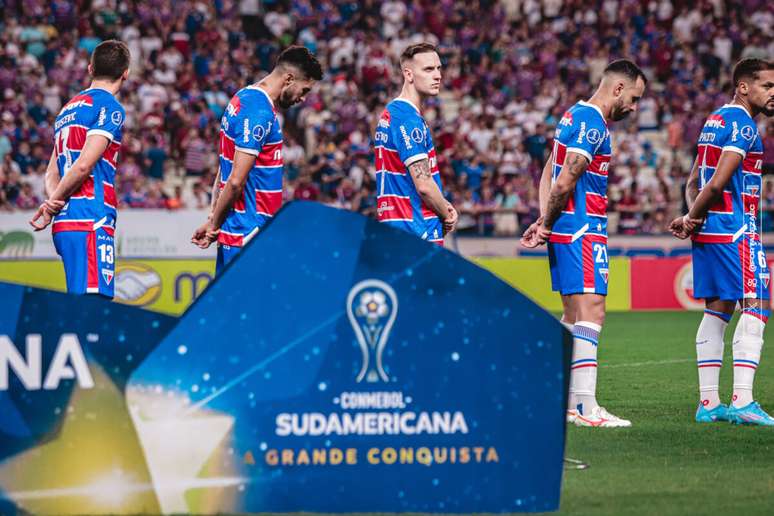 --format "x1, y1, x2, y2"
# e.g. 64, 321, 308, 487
0, 201, 569, 514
